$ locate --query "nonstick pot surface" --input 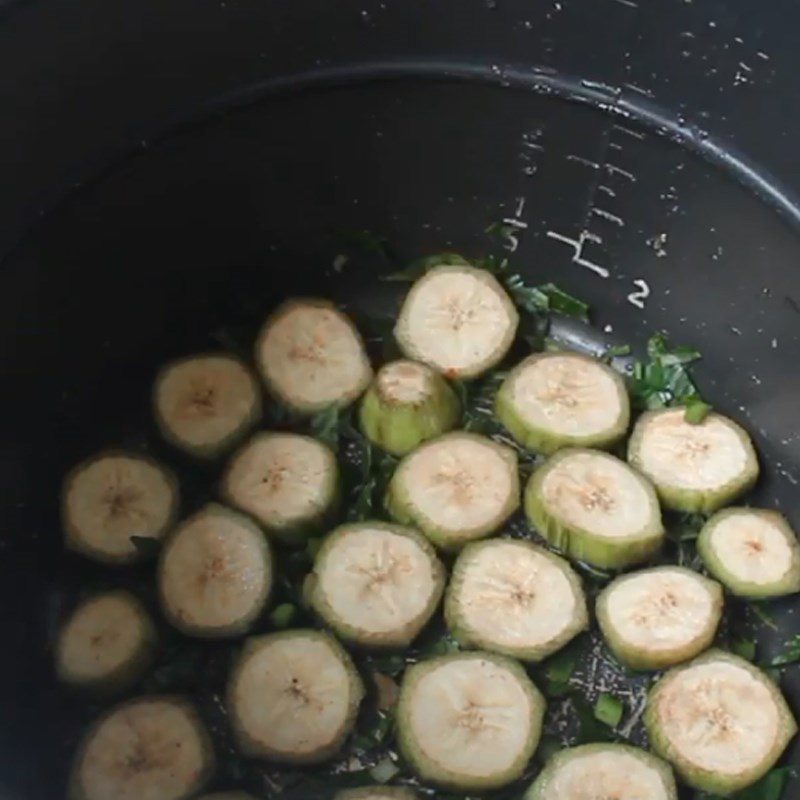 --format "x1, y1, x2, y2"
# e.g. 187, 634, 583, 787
2, 75, 799, 798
